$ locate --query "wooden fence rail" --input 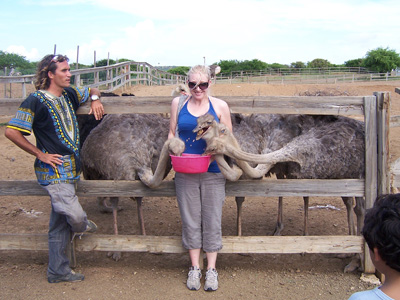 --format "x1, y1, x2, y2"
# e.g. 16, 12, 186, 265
0, 94, 390, 274
2, 61, 400, 99
0, 61, 186, 98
